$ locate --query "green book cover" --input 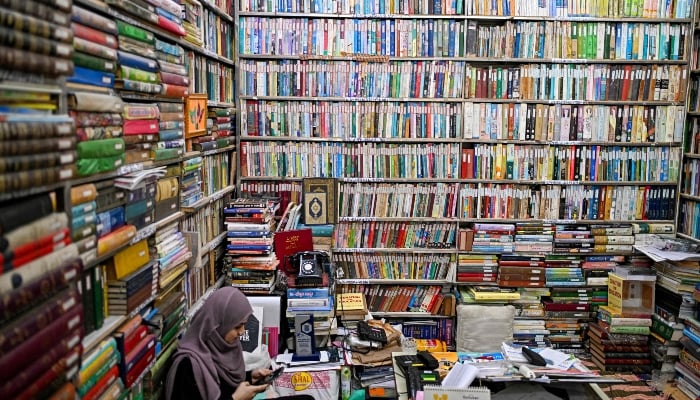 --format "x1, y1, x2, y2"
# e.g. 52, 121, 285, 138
116, 20, 155, 44
74, 51, 117, 73
119, 65, 158, 83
